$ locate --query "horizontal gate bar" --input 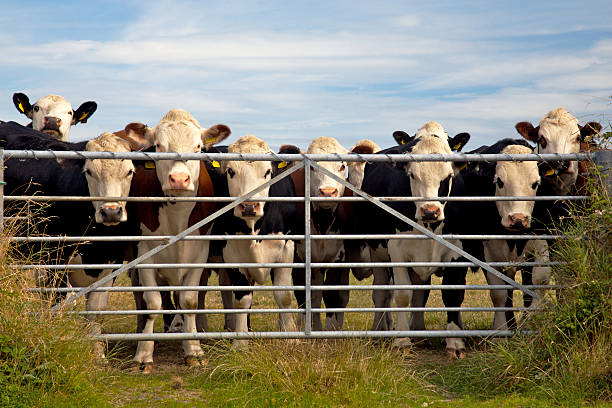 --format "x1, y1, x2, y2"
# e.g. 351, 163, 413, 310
77, 306, 541, 316
31, 284, 564, 293
9, 233, 565, 242
95, 329, 530, 341
3, 195, 589, 202
14, 261, 562, 269
4, 150, 590, 162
